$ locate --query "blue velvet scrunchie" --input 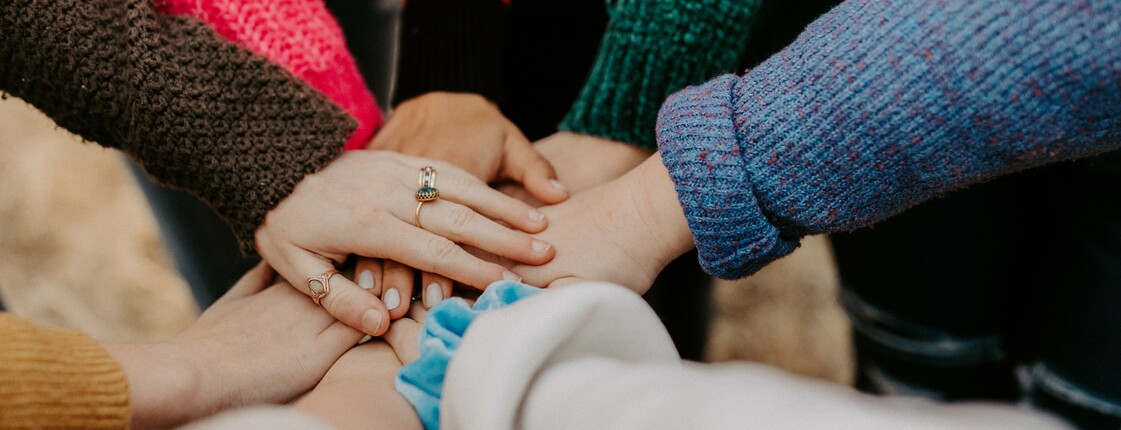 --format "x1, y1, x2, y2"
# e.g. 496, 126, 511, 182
395, 280, 541, 430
